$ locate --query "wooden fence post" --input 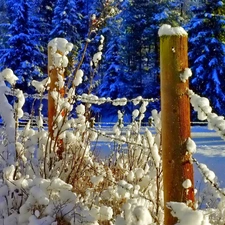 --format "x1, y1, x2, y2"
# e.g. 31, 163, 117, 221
48, 48, 65, 136
48, 42, 65, 159
159, 25, 195, 225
